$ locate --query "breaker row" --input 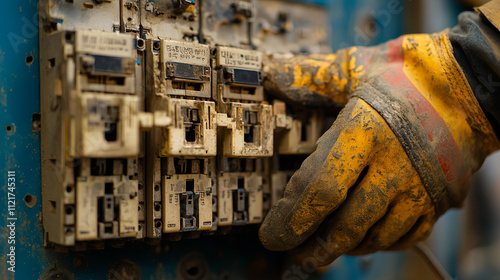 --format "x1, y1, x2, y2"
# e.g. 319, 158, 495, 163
40, 29, 324, 246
